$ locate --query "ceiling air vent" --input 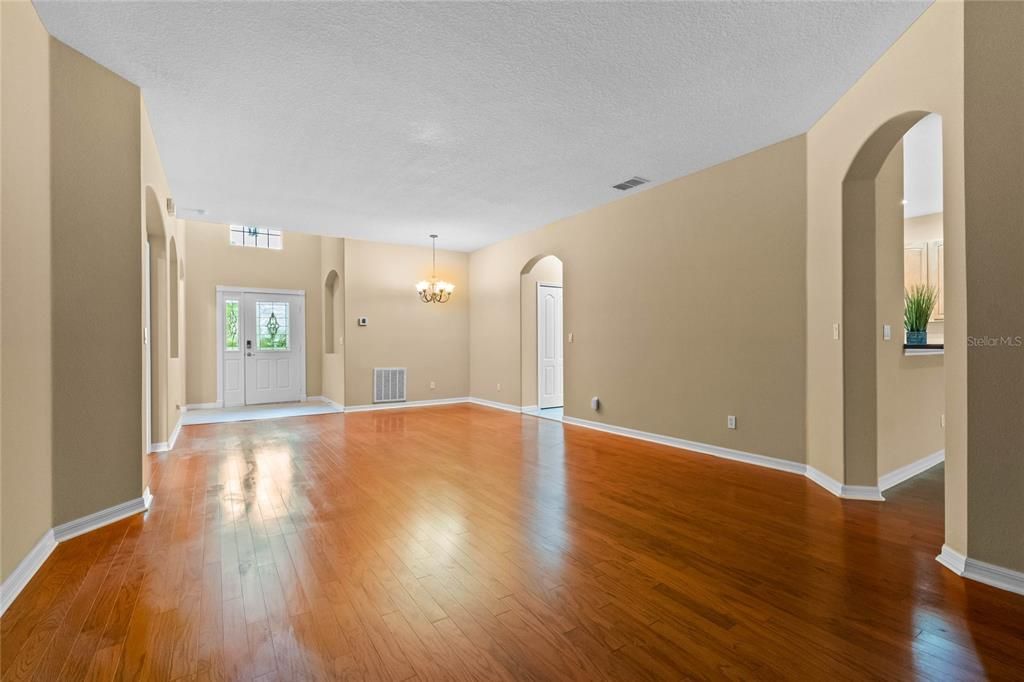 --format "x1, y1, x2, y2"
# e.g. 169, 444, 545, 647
612, 176, 650, 191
